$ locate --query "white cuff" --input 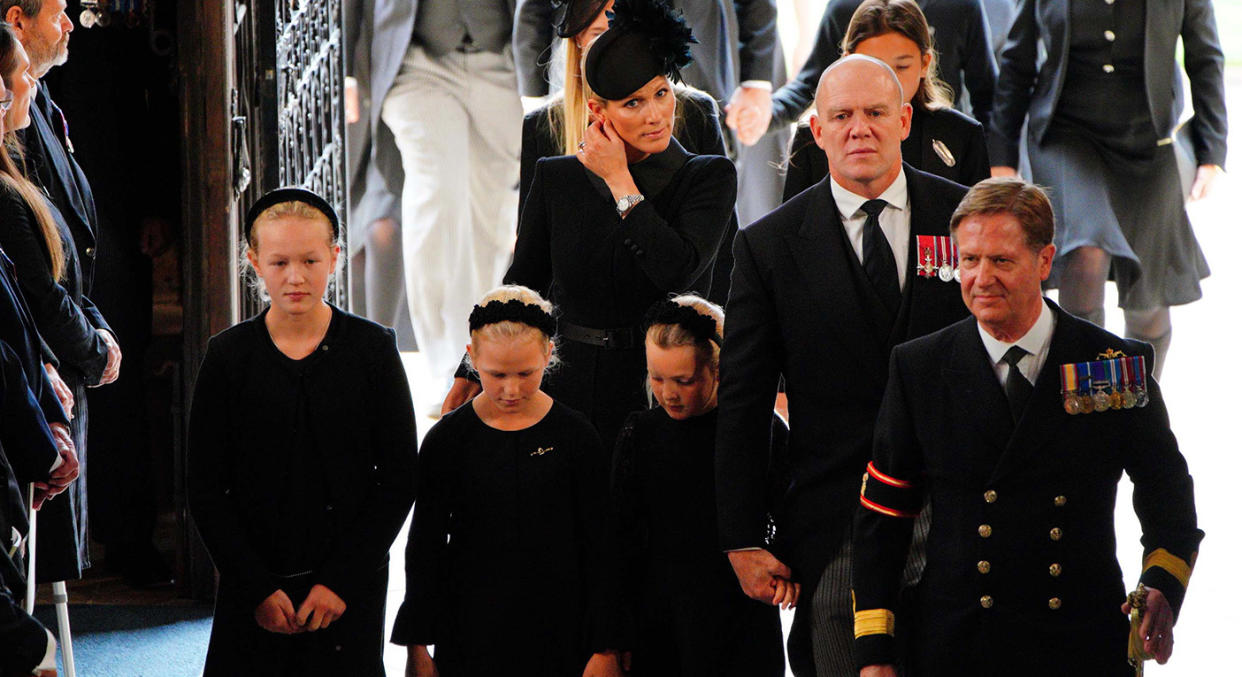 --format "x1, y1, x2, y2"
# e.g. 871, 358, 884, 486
739, 80, 772, 91
34, 627, 56, 673
48, 452, 63, 474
